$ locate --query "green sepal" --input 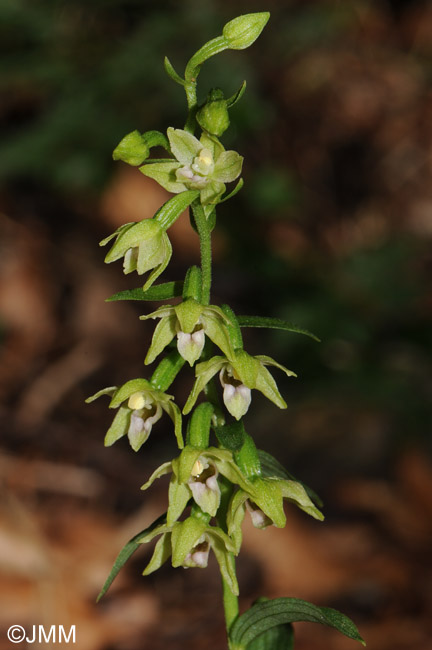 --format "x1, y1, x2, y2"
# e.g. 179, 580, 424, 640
164, 56, 186, 86
106, 281, 183, 303
142, 533, 172, 575
258, 450, 323, 508
96, 512, 167, 601
104, 406, 131, 447
226, 81, 247, 107
153, 190, 200, 230
183, 356, 226, 415
219, 178, 244, 203
229, 597, 365, 649
237, 315, 320, 342
144, 313, 177, 365
171, 517, 208, 567
150, 350, 185, 392
187, 401, 214, 448
140, 161, 185, 193
85, 386, 117, 403
167, 477, 191, 525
